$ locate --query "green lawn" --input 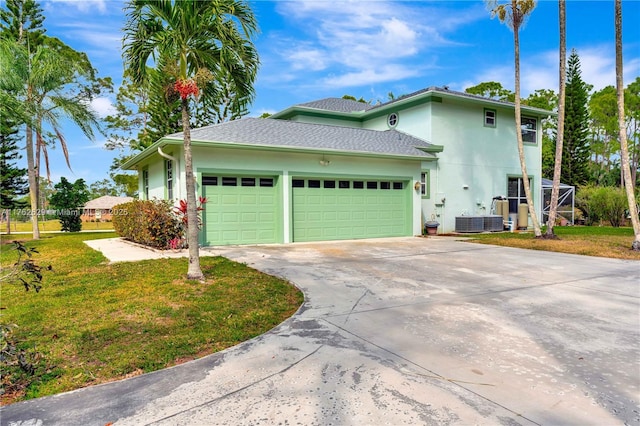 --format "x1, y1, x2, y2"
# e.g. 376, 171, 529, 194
466, 225, 640, 260
0, 232, 303, 404
1, 220, 114, 233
